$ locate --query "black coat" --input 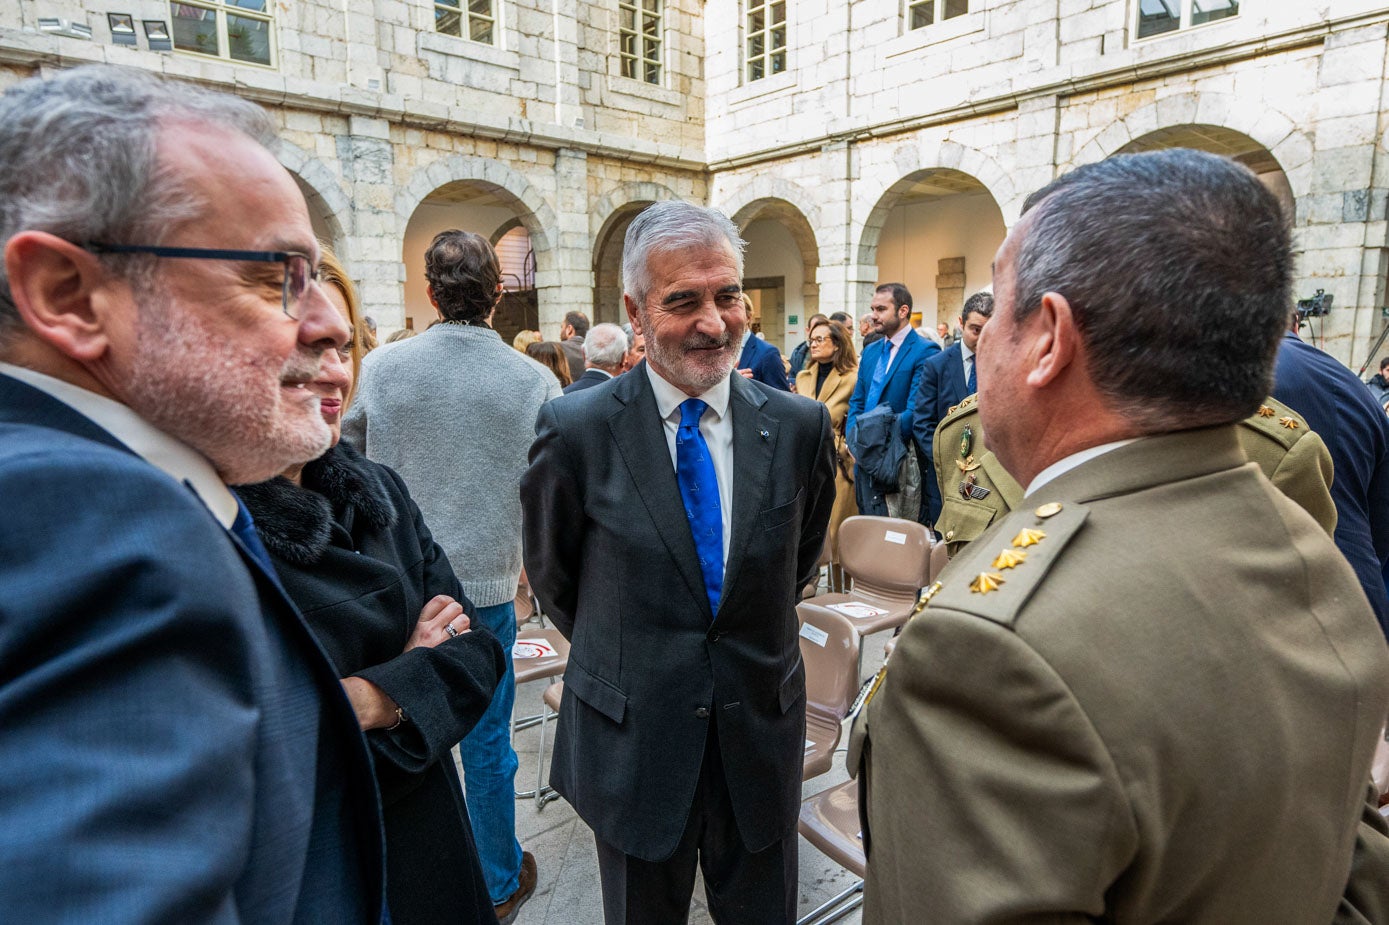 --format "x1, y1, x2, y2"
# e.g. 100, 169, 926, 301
237, 443, 504, 925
